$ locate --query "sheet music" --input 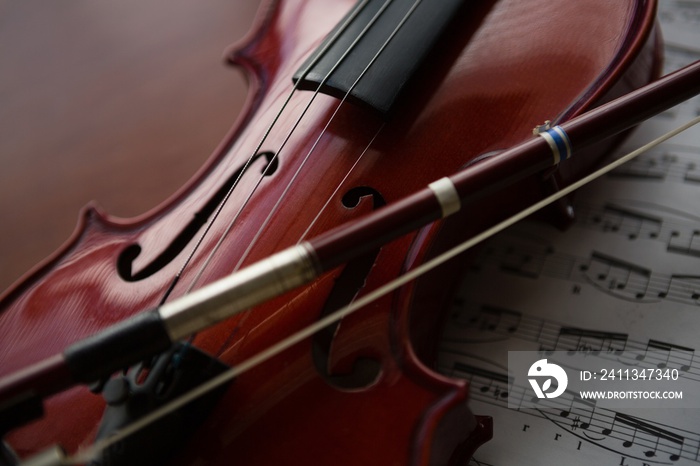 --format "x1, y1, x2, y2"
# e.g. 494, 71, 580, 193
437, 2, 700, 465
